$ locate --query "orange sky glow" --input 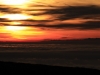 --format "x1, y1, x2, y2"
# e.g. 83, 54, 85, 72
0, 0, 100, 42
